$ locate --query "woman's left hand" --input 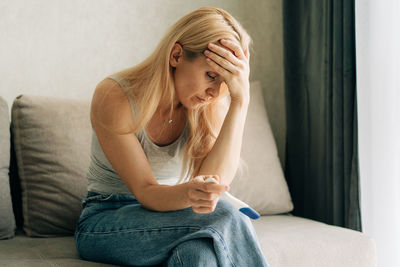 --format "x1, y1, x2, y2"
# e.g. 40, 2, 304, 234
203, 39, 250, 106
